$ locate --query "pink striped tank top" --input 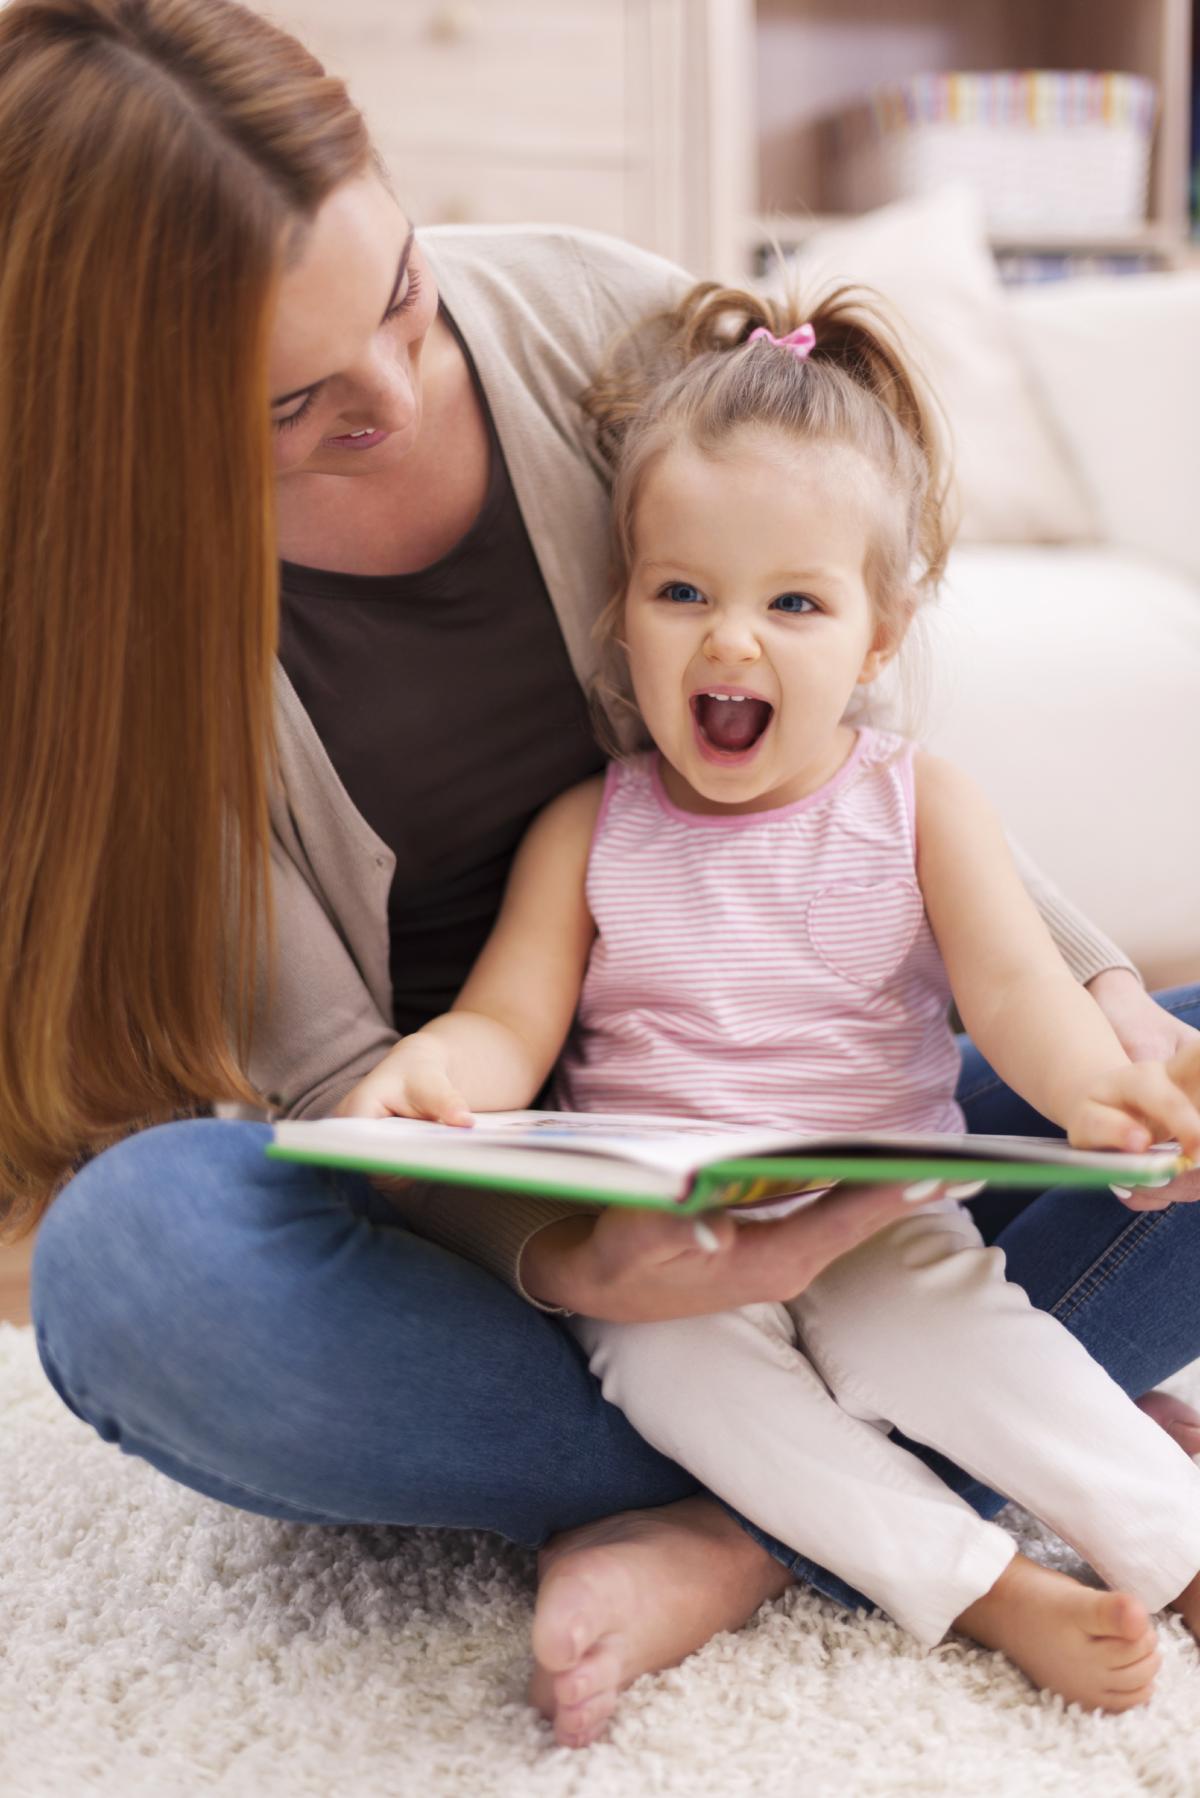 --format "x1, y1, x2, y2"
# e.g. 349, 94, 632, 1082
554, 729, 964, 1135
